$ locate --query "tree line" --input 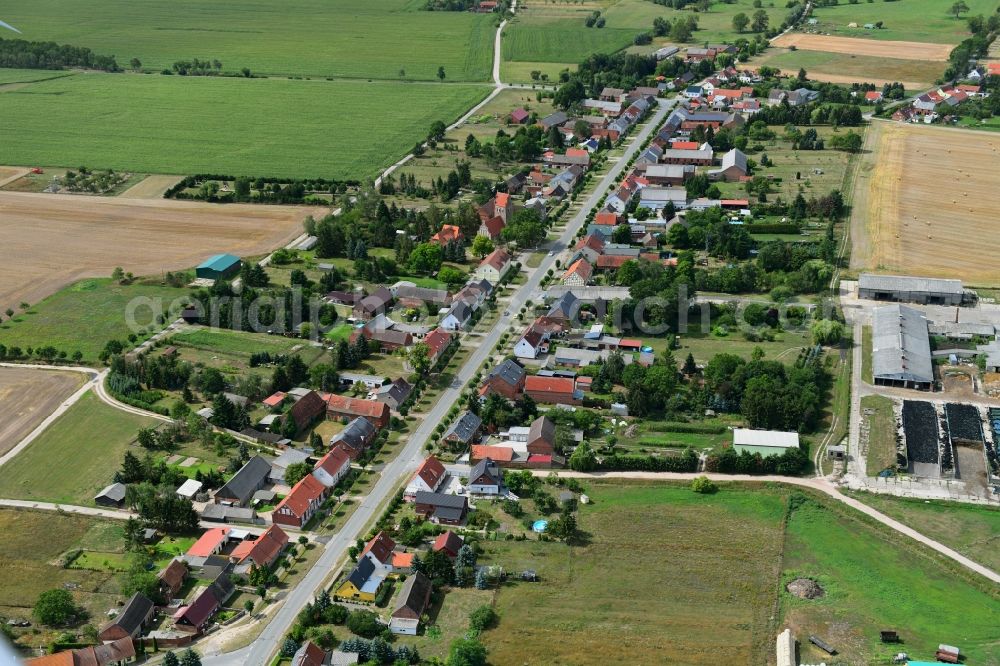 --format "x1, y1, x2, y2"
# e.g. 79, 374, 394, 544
0, 36, 119, 71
